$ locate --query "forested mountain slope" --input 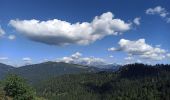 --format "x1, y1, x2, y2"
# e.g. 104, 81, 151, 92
8, 62, 100, 83
35, 64, 170, 100
0, 63, 14, 79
